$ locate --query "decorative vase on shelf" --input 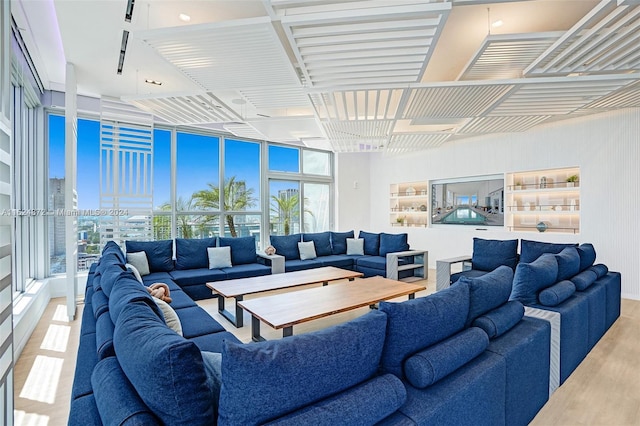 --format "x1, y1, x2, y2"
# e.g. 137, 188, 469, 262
536, 221, 548, 232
